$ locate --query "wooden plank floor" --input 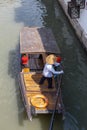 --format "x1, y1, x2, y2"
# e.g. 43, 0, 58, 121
23, 73, 56, 92
21, 72, 61, 113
